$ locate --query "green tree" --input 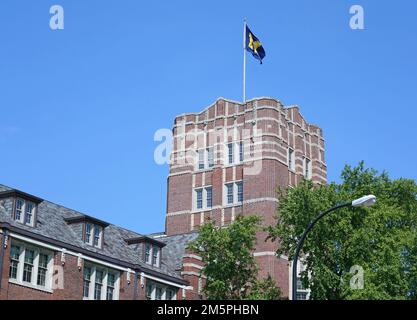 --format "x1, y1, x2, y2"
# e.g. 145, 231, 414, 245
267, 162, 417, 300
188, 215, 281, 300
